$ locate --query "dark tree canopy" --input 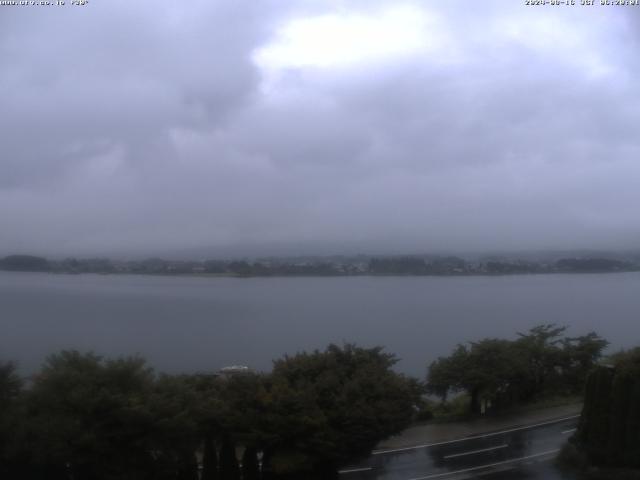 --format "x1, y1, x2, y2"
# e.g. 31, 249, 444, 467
427, 325, 608, 414
0, 344, 420, 479
0, 254, 50, 272
261, 344, 422, 474
575, 347, 640, 468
